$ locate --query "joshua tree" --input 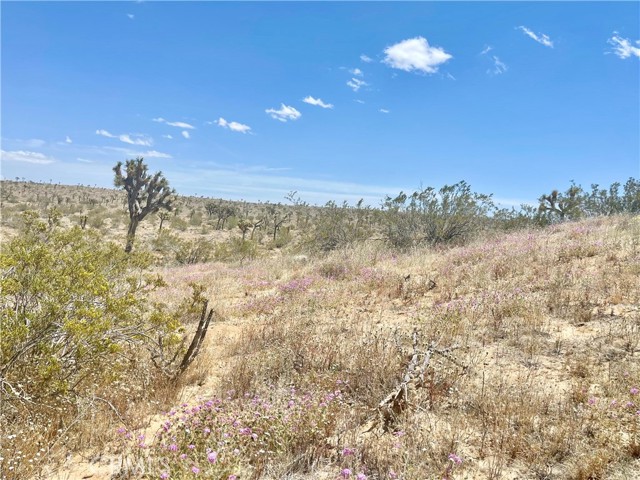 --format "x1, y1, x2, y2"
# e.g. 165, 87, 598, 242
158, 211, 171, 232
538, 183, 583, 222
237, 218, 252, 241
114, 157, 175, 253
